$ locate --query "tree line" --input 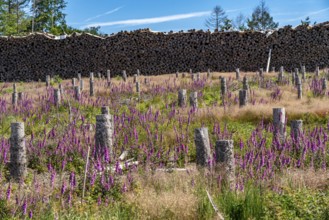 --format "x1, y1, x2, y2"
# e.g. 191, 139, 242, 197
205, 0, 315, 32
0, 0, 317, 36
0, 0, 104, 36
